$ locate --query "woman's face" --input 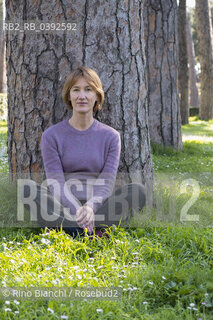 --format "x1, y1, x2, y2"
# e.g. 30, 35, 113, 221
69, 77, 97, 115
